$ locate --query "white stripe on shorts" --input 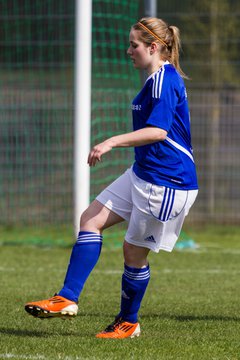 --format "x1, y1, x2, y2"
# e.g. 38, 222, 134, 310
158, 188, 175, 221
